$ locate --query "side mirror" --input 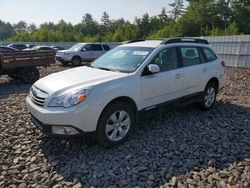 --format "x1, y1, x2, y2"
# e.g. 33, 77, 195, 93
148, 64, 160, 74
81, 48, 86, 51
